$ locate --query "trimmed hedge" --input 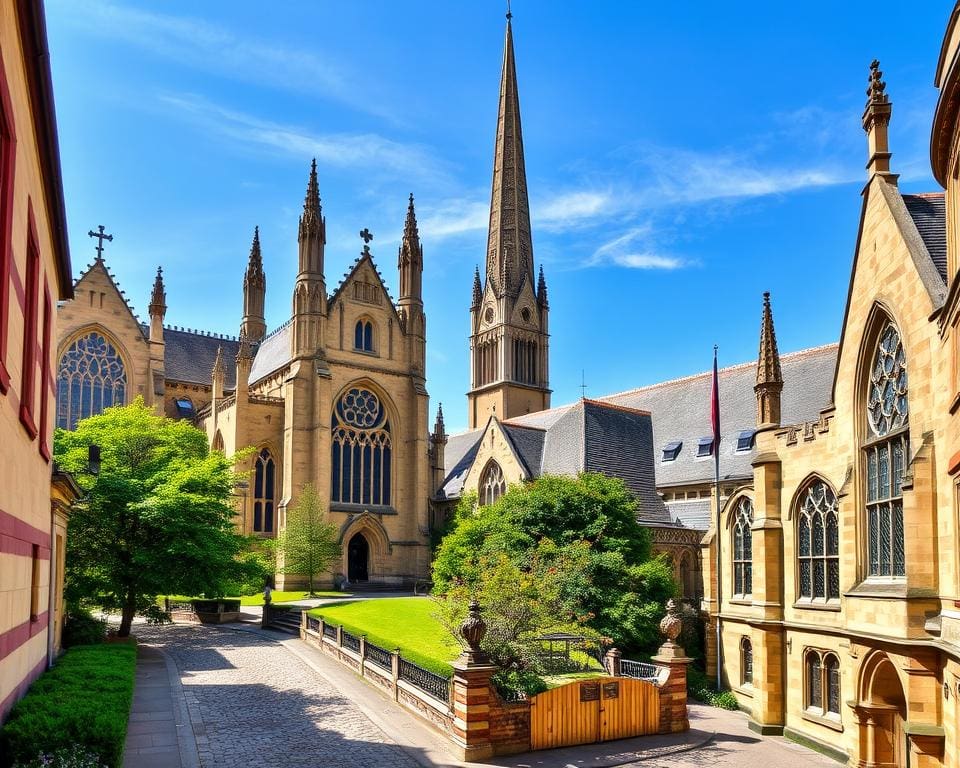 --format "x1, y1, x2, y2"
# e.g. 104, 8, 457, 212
0, 643, 137, 768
